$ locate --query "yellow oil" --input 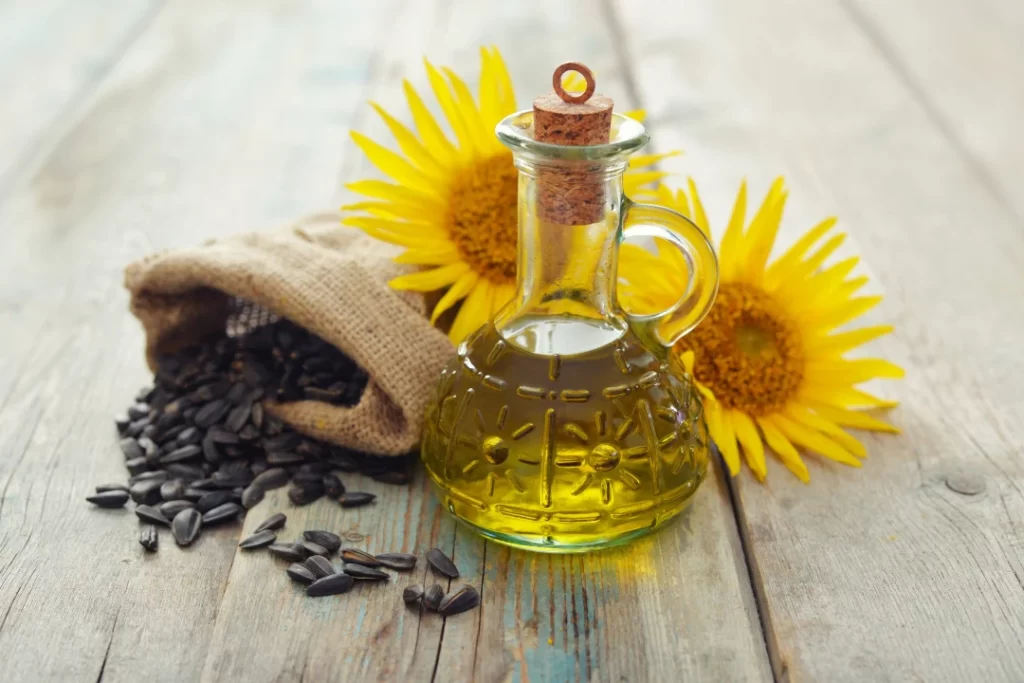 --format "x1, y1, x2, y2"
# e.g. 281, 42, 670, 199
421, 318, 710, 552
